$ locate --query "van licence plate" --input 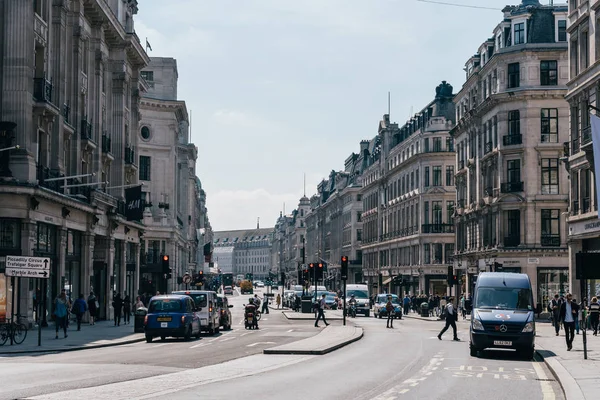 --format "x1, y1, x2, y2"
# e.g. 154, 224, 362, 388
494, 340, 512, 346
